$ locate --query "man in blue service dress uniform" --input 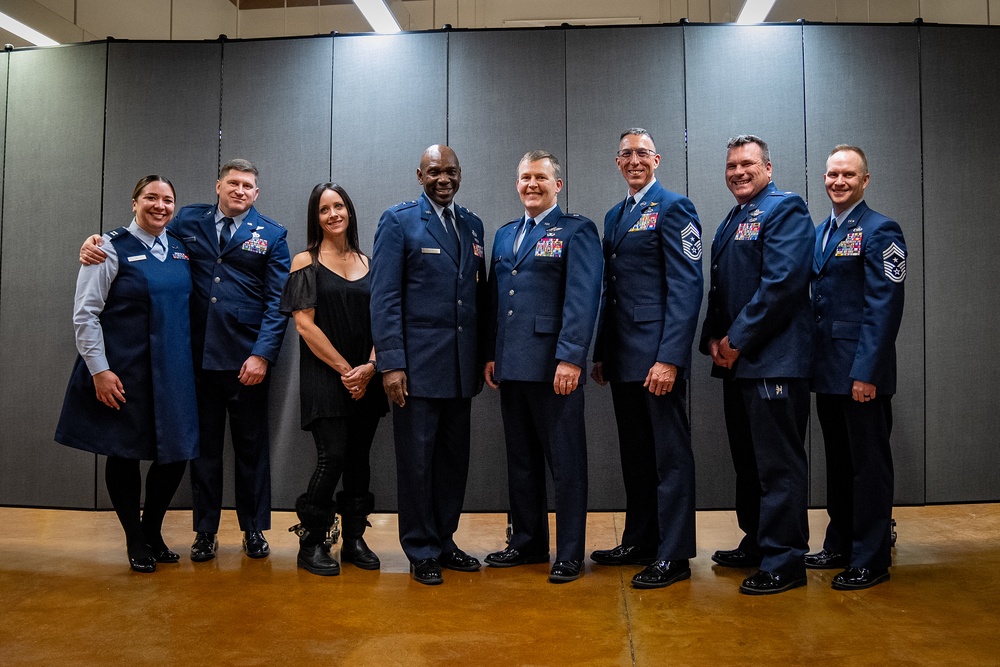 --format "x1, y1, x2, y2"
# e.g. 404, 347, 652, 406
484, 150, 603, 584
590, 129, 704, 589
699, 135, 815, 595
82, 159, 290, 561
806, 145, 906, 590
369, 145, 488, 585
